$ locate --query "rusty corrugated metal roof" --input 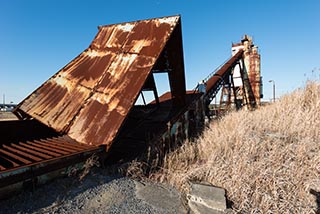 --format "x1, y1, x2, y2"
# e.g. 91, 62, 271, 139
14, 15, 182, 147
